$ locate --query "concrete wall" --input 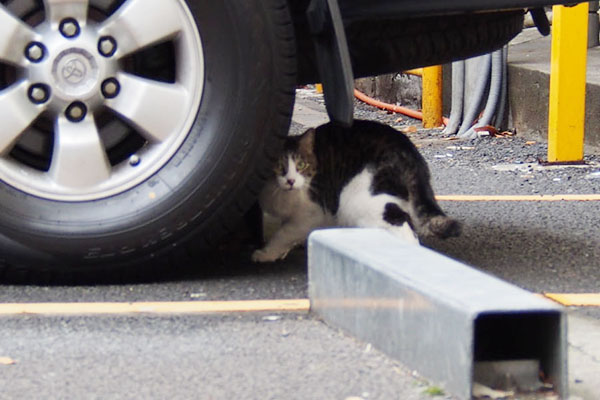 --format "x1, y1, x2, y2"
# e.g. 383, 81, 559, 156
354, 66, 453, 116
508, 35, 600, 152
